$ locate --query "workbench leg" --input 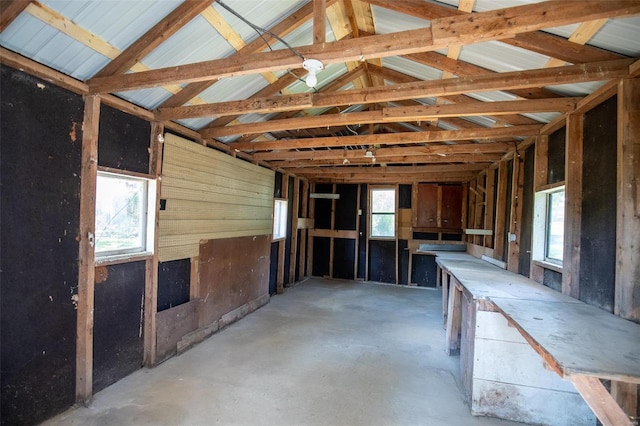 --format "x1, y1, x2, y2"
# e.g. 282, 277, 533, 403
569, 375, 634, 426
441, 269, 449, 328
445, 278, 462, 355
